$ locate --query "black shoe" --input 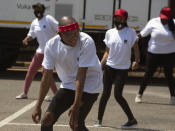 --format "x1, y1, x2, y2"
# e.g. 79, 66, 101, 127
77, 126, 89, 131
121, 119, 137, 129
